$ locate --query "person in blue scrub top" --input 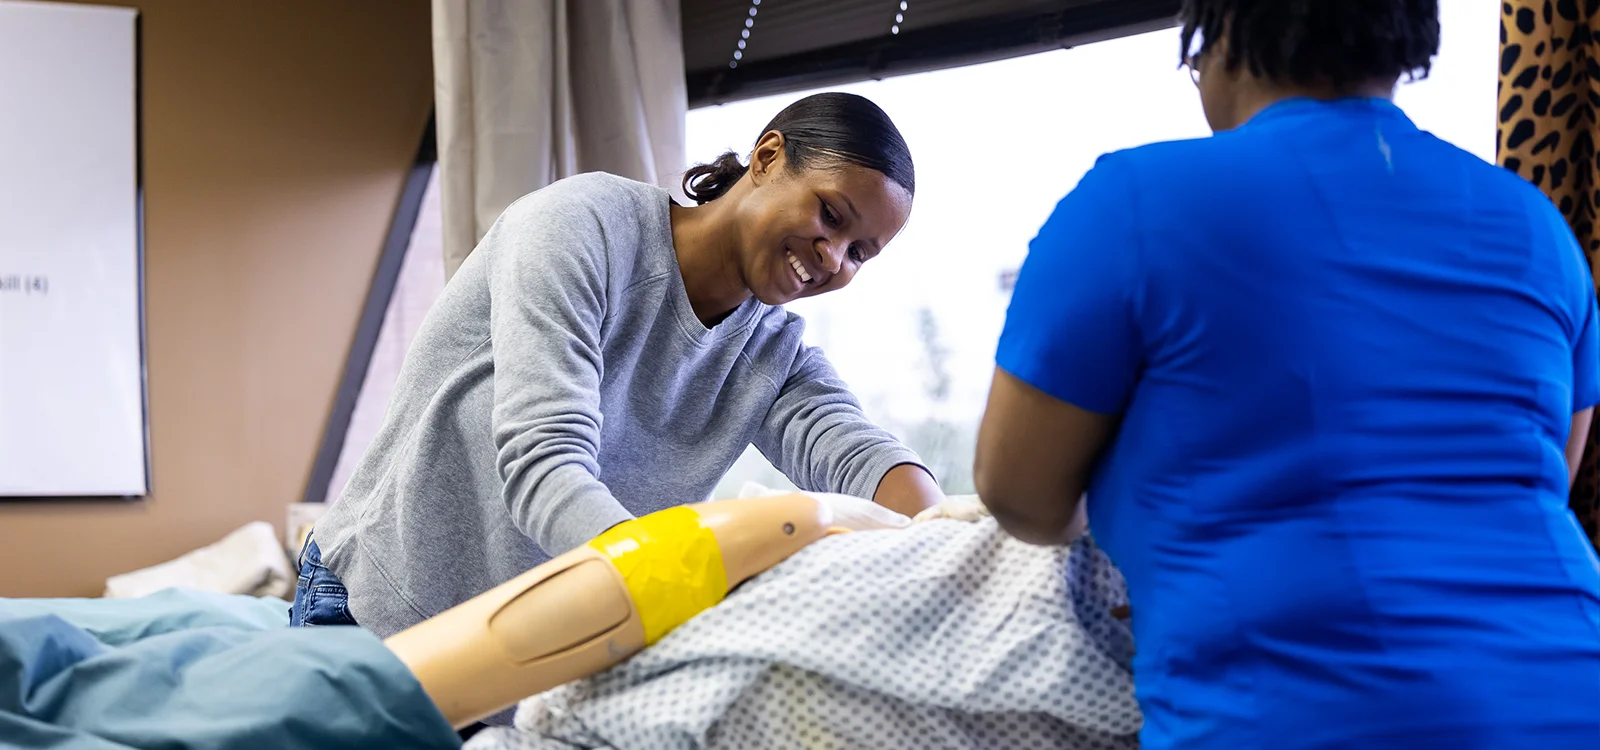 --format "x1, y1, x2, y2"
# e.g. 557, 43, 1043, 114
974, 1, 1600, 747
